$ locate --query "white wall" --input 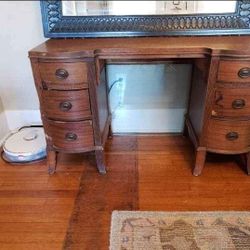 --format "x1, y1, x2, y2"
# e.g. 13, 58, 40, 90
0, 1, 46, 130
107, 64, 192, 133
0, 97, 9, 144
